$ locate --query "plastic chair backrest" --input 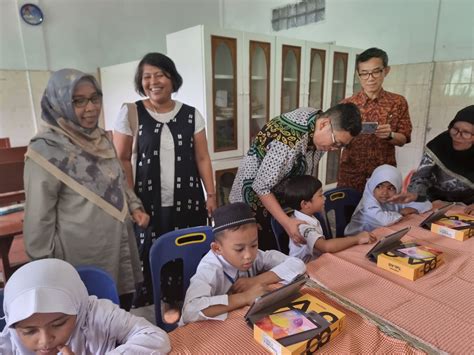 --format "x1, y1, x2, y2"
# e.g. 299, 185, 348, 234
76, 266, 120, 305
323, 187, 362, 238
0, 289, 5, 331
150, 226, 213, 332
